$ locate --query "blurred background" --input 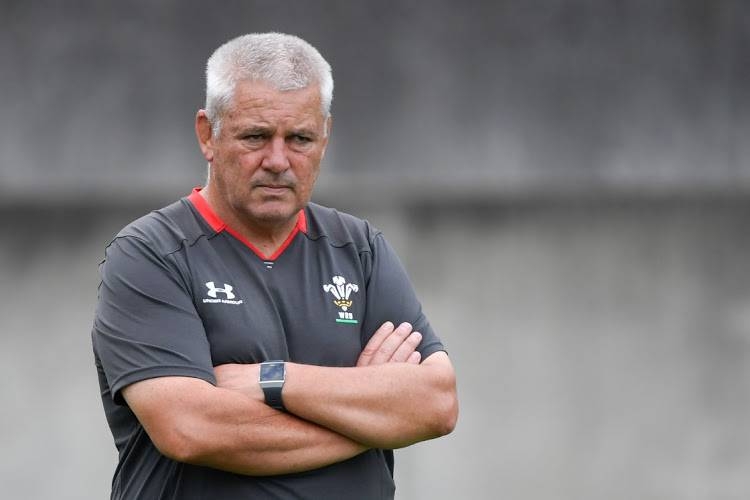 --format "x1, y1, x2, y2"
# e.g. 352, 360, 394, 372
1, 1, 749, 499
